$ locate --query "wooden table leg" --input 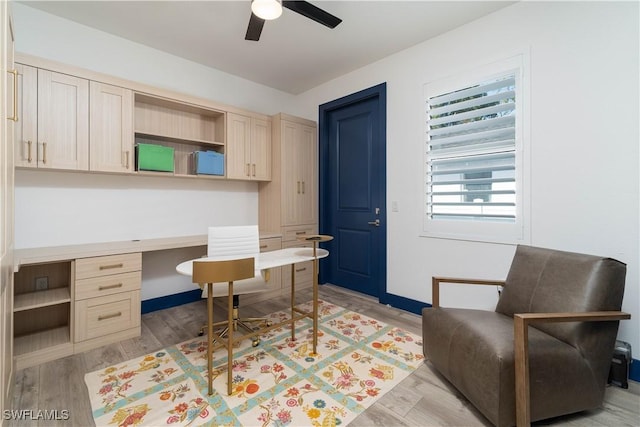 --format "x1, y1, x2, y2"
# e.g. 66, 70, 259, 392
227, 281, 234, 396
290, 264, 296, 341
311, 242, 318, 356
